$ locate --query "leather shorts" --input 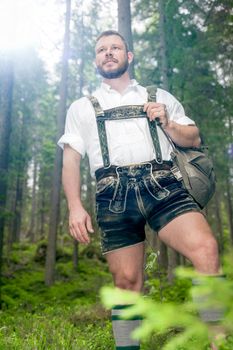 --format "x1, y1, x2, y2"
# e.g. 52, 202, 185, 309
95, 161, 201, 254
